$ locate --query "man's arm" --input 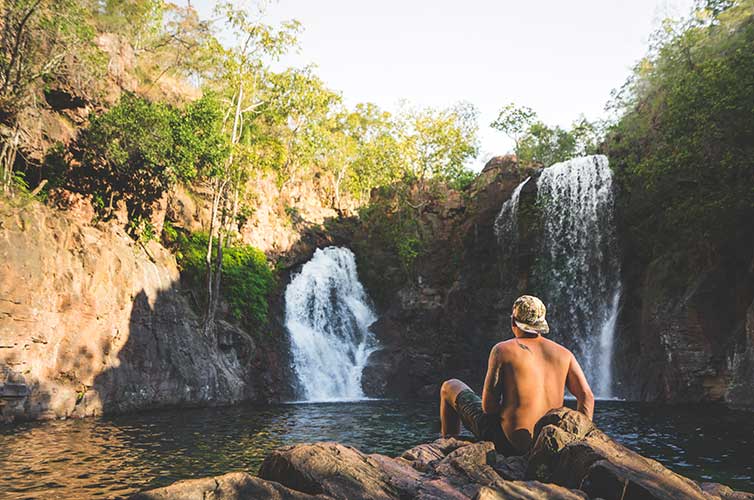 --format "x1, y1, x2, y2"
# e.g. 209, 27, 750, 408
566, 353, 594, 420
481, 344, 503, 414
